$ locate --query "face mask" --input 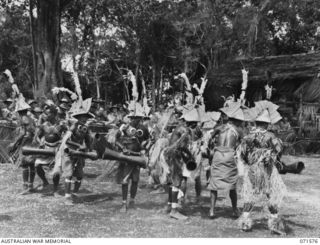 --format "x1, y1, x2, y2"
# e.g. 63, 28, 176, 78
77, 124, 88, 134
124, 125, 144, 138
